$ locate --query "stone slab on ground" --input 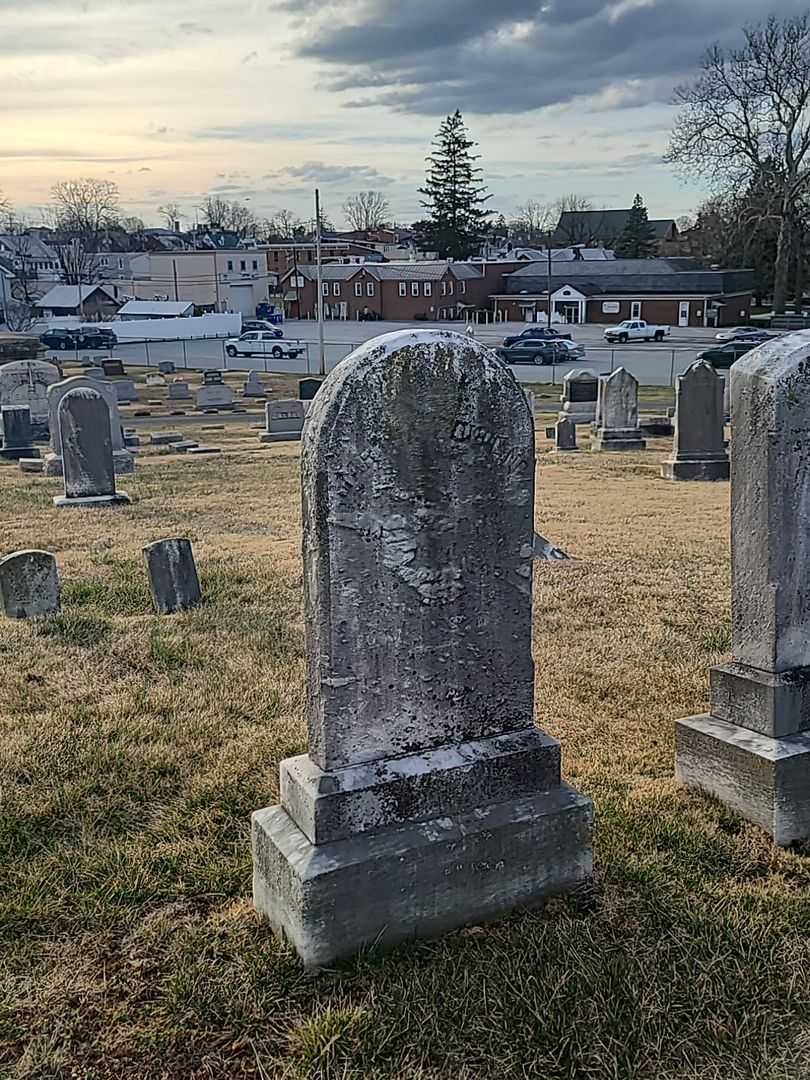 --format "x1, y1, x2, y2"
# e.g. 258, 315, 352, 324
185, 445, 222, 455
150, 431, 184, 445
